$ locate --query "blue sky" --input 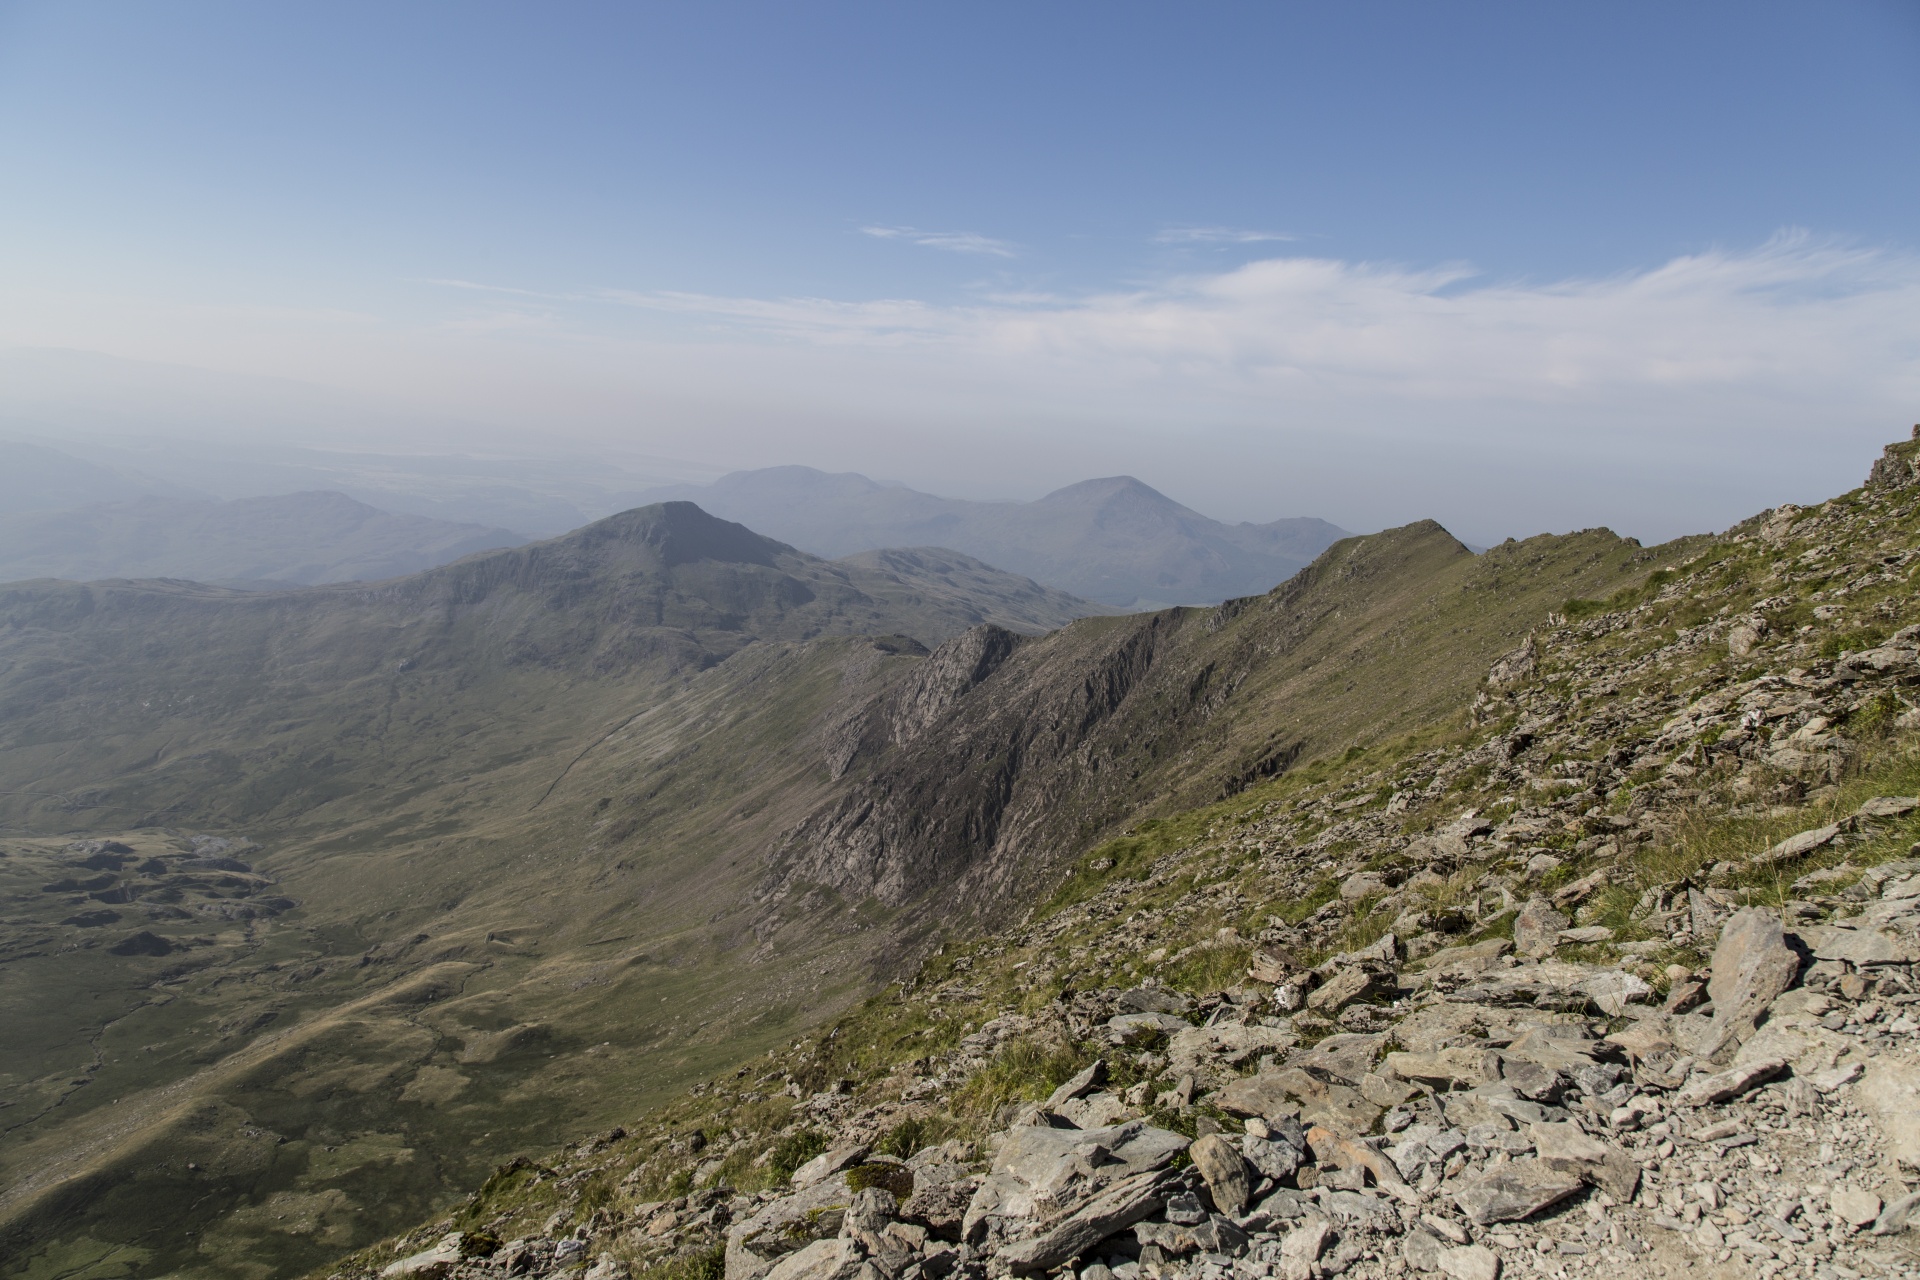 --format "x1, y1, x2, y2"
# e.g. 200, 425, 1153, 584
1, 2, 1917, 541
